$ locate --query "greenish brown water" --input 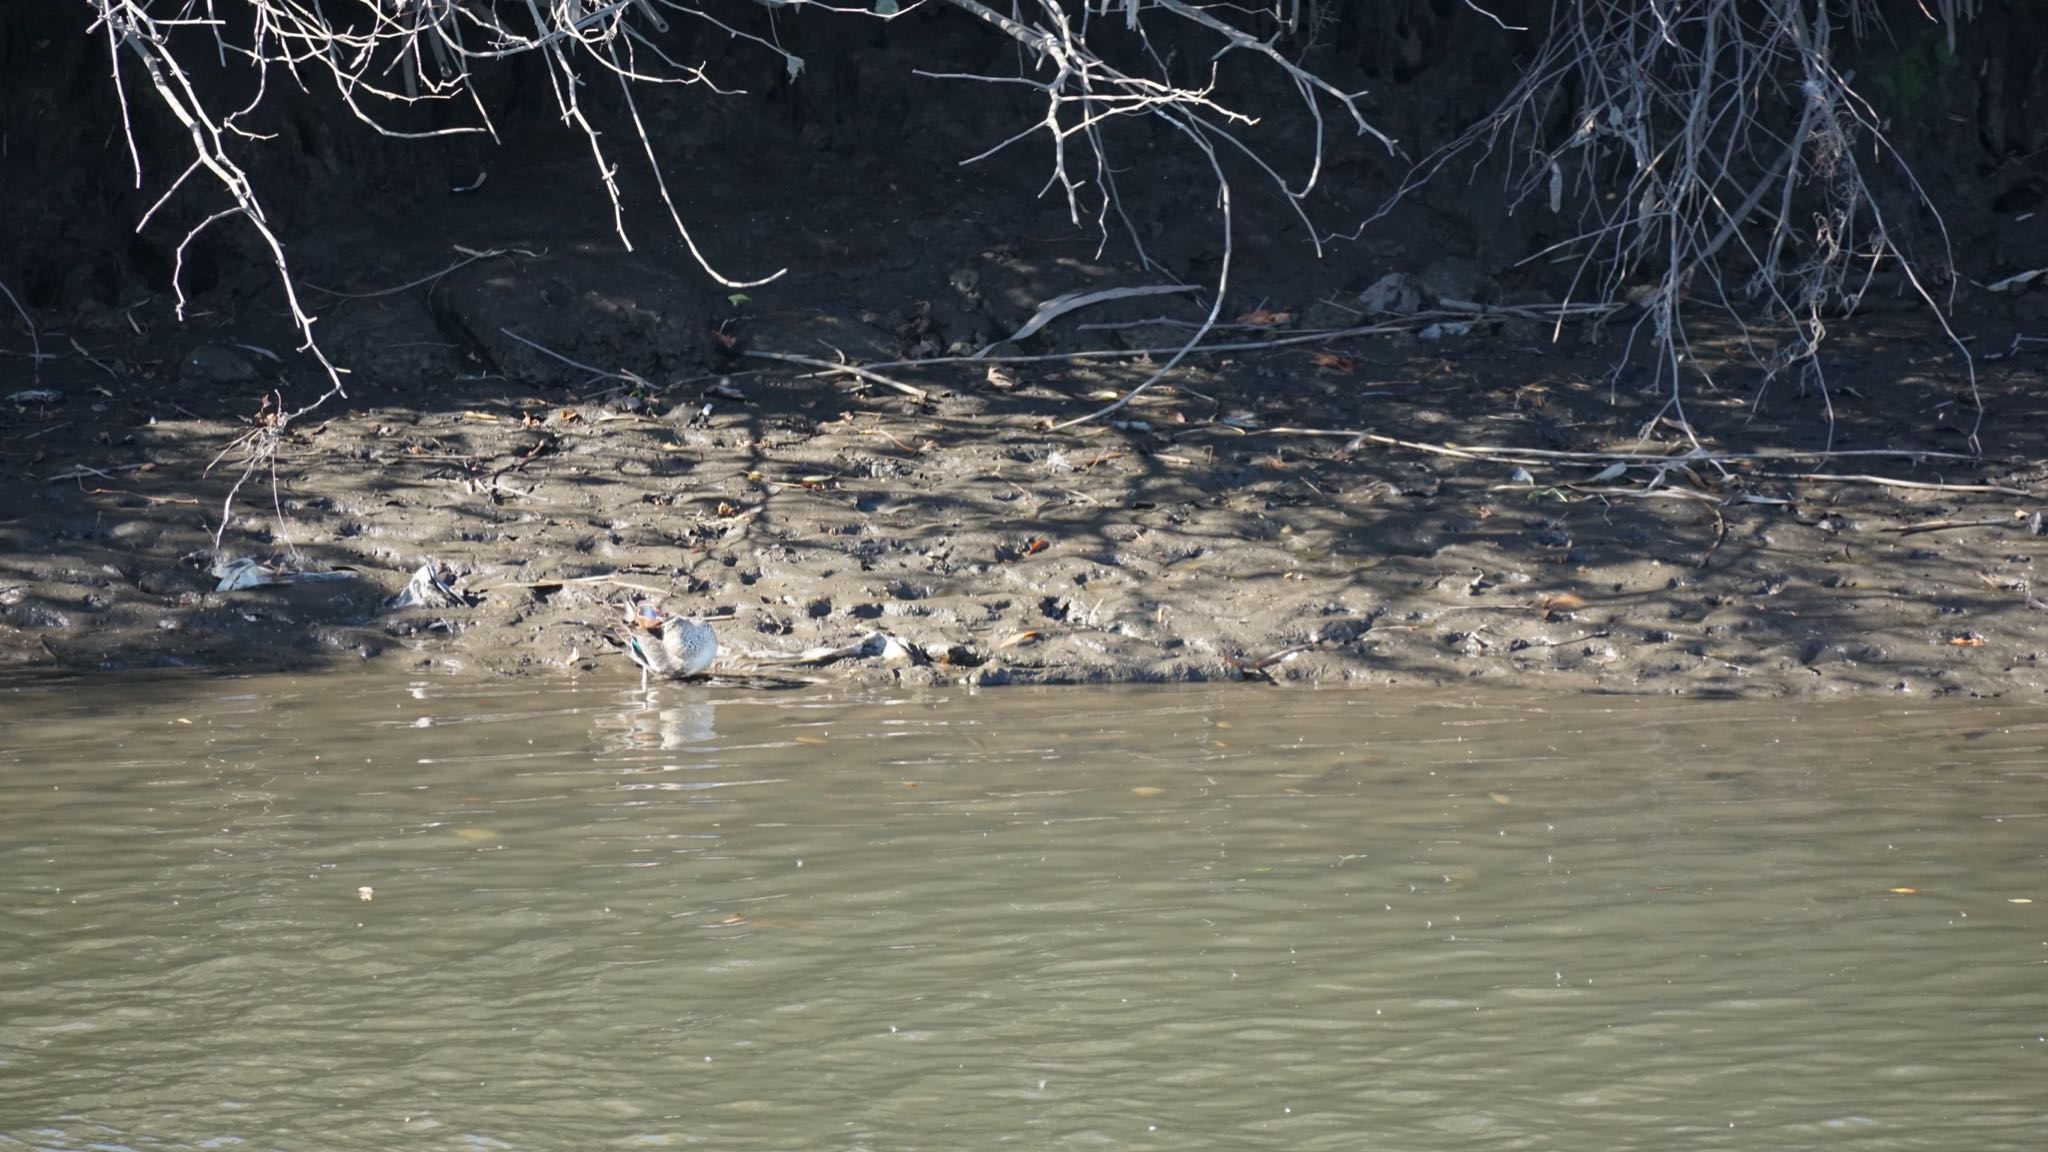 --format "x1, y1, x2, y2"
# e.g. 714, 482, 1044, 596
2, 675, 2044, 1150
